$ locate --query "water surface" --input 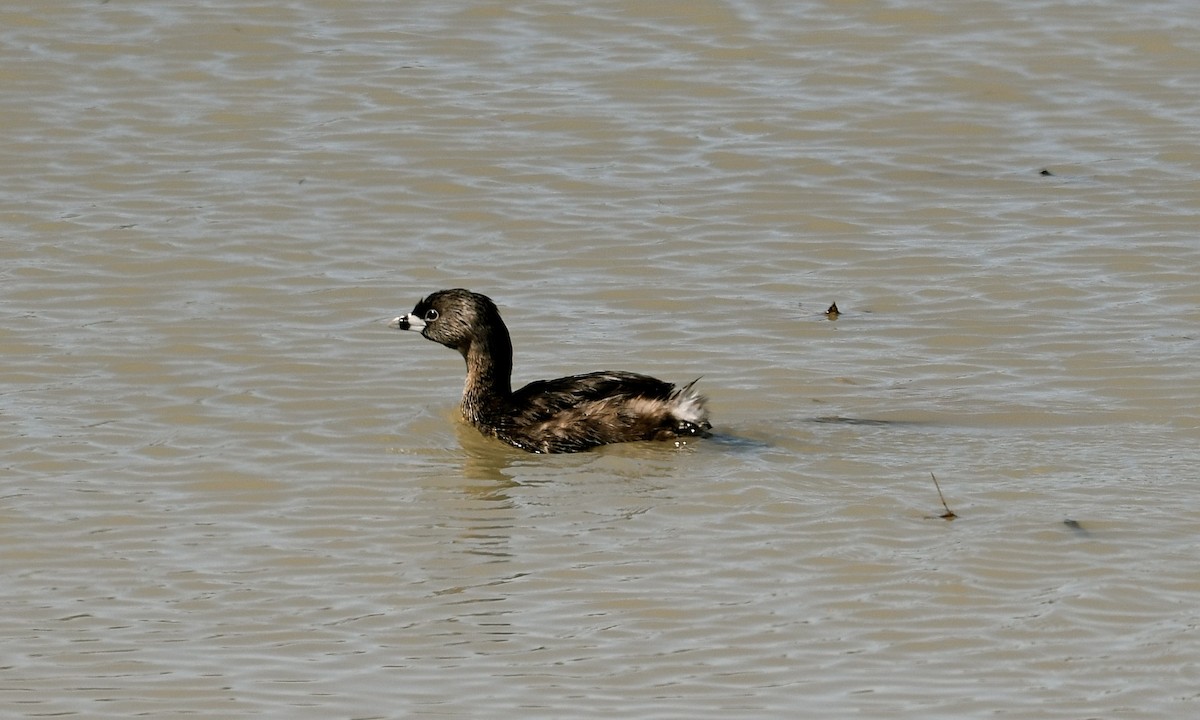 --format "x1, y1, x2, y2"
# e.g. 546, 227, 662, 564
3, 1, 1199, 717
